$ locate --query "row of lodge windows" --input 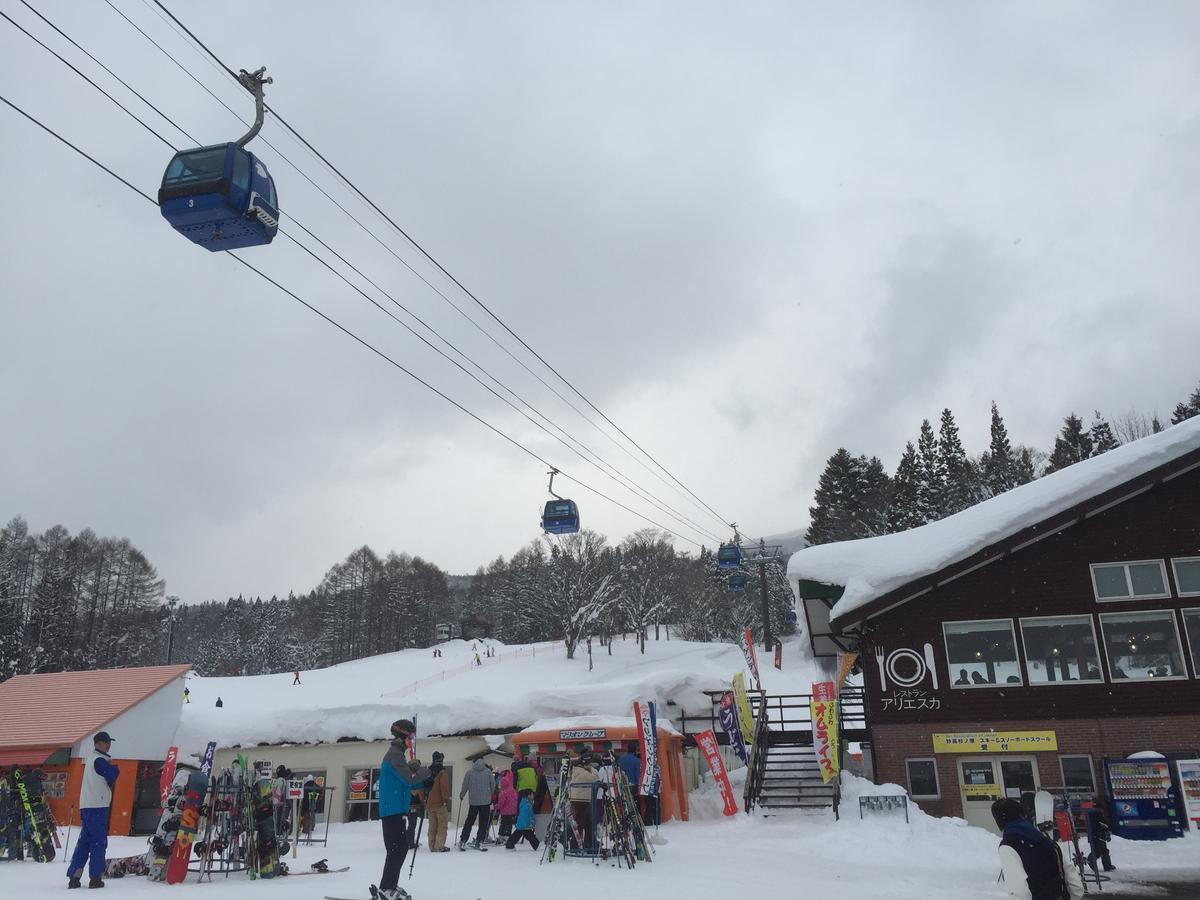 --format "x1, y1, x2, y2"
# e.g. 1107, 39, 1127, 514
943, 609, 1200, 687
904, 755, 1098, 801
1089, 557, 1200, 602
